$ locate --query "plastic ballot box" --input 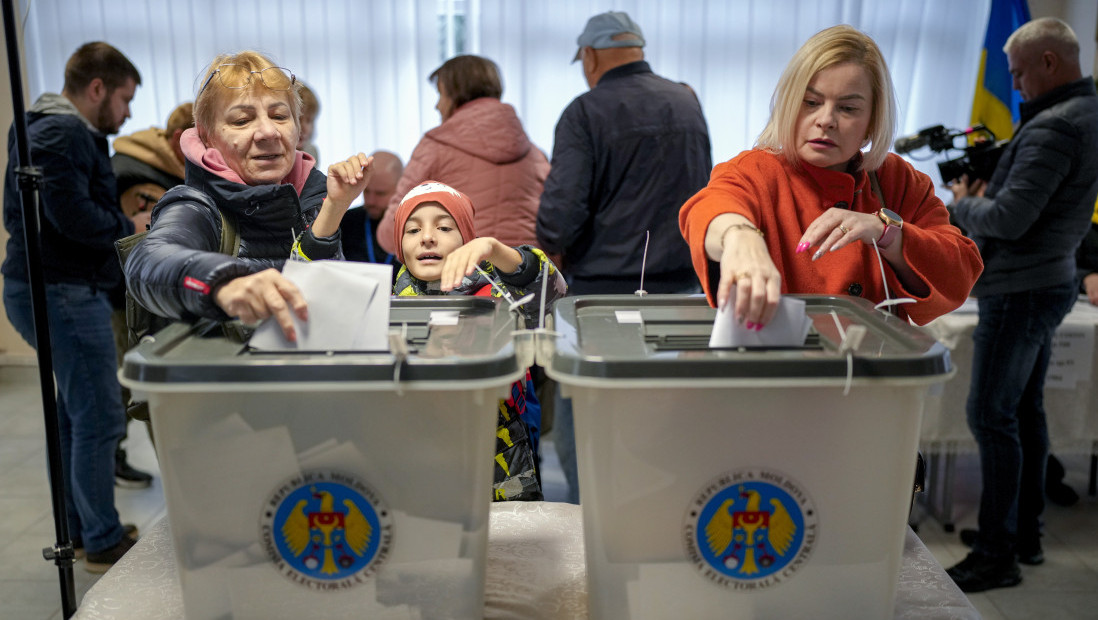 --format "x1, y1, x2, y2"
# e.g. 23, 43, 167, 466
542, 295, 953, 620
120, 297, 524, 620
